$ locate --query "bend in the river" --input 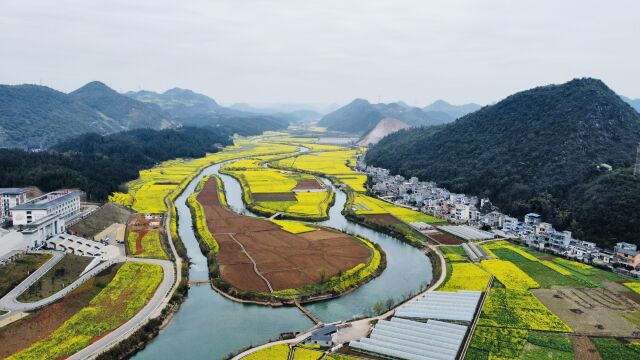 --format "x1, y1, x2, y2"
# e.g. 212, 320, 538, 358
133, 151, 432, 360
